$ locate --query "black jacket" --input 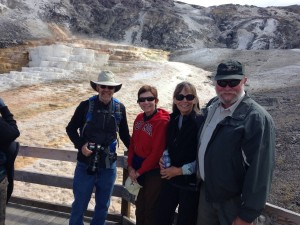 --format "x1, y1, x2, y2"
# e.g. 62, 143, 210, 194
66, 97, 130, 164
0, 106, 20, 182
167, 111, 204, 189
